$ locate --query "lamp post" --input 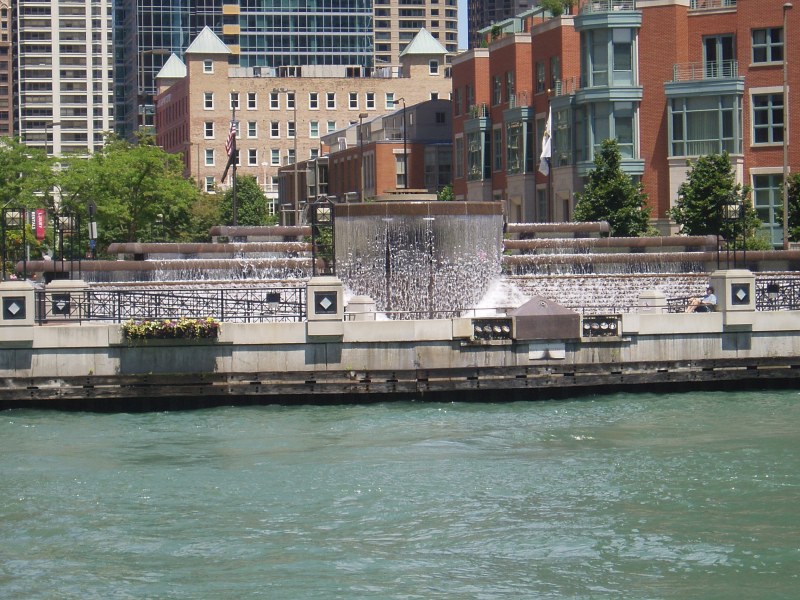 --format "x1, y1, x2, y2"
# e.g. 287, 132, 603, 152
274, 87, 299, 224
397, 97, 407, 188
358, 112, 368, 202
783, 2, 793, 250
